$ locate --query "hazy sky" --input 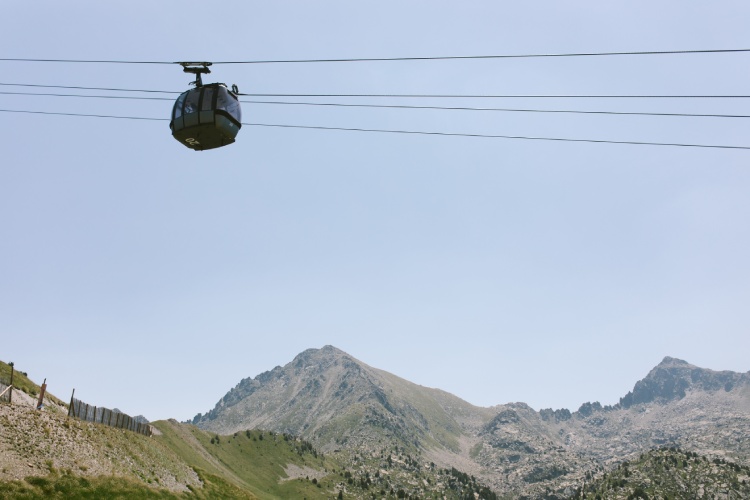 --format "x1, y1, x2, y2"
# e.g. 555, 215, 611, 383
2, 1, 749, 422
